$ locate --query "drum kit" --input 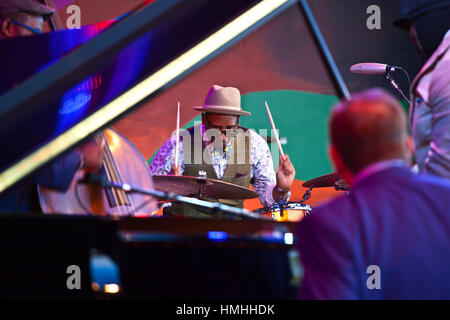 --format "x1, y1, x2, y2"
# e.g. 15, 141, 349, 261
149, 101, 349, 221
151, 172, 348, 222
